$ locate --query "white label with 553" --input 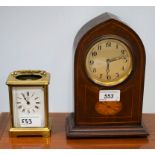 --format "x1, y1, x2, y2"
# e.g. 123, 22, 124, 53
99, 90, 120, 101
19, 116, 41, 127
